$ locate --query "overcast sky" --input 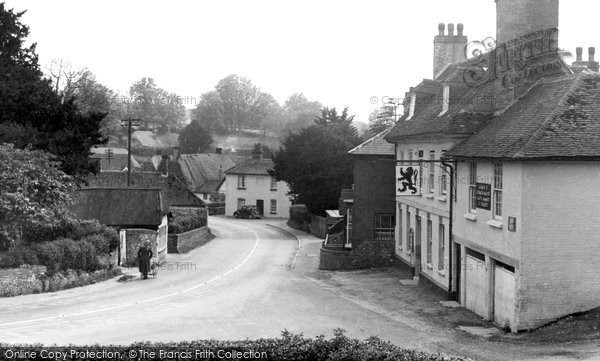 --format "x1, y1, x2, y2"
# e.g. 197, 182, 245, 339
4, 0, 600, 123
